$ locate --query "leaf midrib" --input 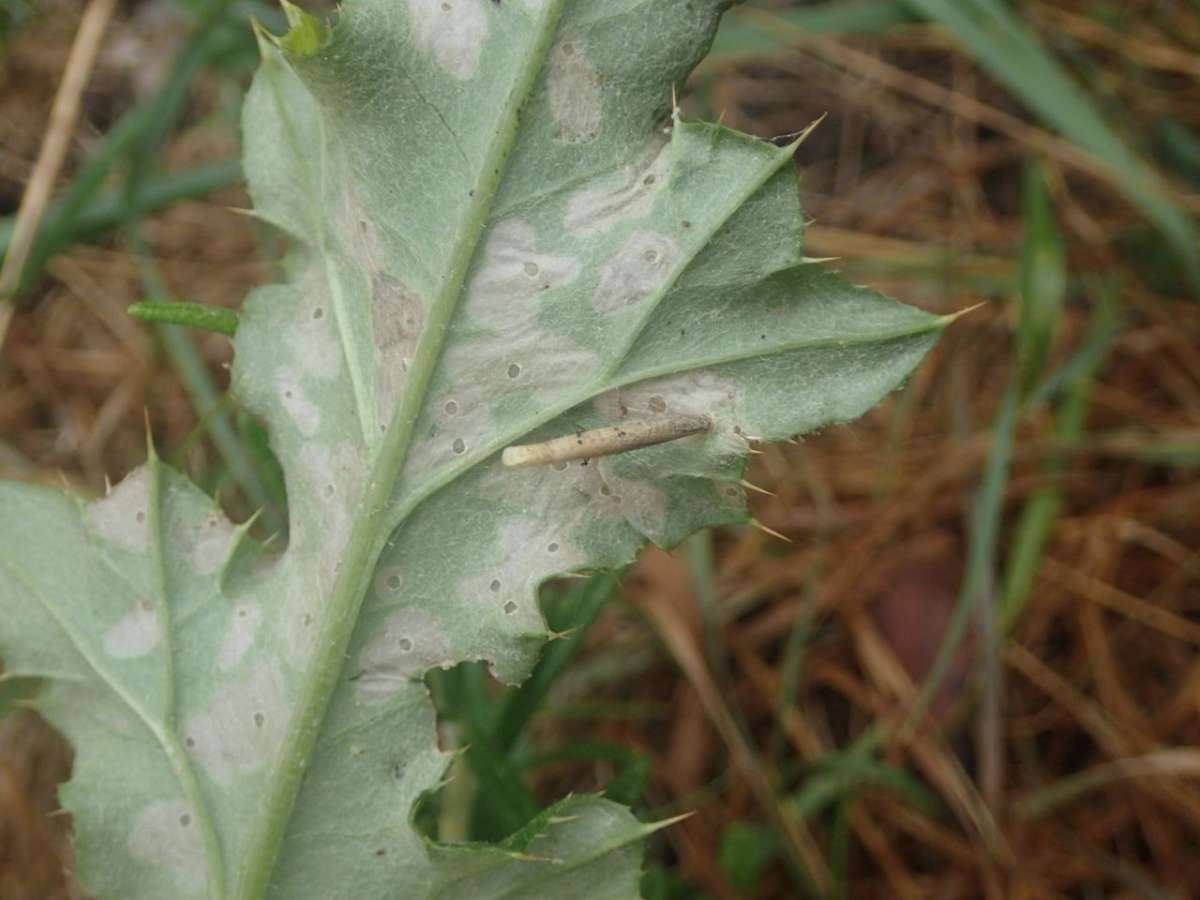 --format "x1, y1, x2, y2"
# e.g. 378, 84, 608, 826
233, 5, 571, 896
